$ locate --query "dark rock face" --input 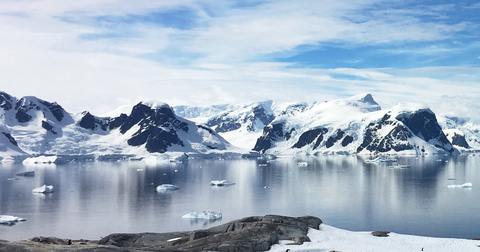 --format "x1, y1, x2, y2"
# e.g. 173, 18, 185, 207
292, 128, 328, 149
41, 121, 57, 135
78, 112, 128, 131
120, 103, 189, 153
99, 215, 322, 252
13, 97, 69, 124
397, 110, 452, 150
450, 133, 470, 148
357, 110, 456, 154
341, 135, 354, 147
15, 109, 32, 123
207, 103, 275, 133
253, 123, 284, 153
325, 130, 345, 148
0, 92, 13, 111
2, 132, 18, 146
